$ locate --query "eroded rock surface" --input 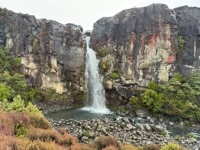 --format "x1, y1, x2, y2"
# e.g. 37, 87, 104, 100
91, 4, 200, 83
91, 3, 200, 102
0, 8, 85, 94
